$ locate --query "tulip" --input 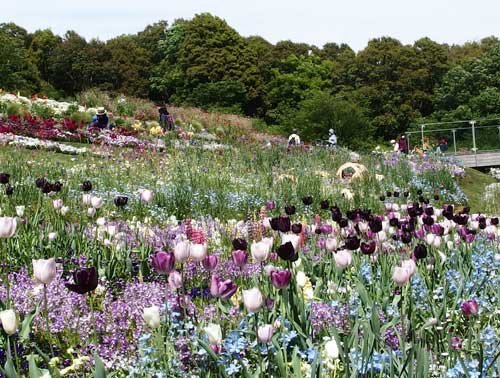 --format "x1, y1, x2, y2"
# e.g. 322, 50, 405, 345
90, 196, 103, 209
360, 241, 376, 255
174, 240, 190, 261
284, 205, 296, 216
15, 206, 25, 217
401, 259, 417, 276
263, 264, 276, 276
0, 309, 18, 335
114, 196, 128, 207
190, 243, 208, 262
168, 271, 183, 289
265, 201, 275, 210
325, 238, 337, 251
66, 267, 98, 294
271, 270, 292, 289
0, 173, 10, 184
82, 194, 92, 206
4, 185, 13, 195
277, 242, 295, 261
251, 240, 270, 262
142, 305, 161, 328
81, 180, 92, 192
257, 324, 274, 343
210, 274, 220, 297
218, 279, 237, 299
296, 271, 307, 287
393, 266, 411, 286
53, 199, 63, 209
461, 299, 479, 316
0, 217, 17, 238
140, 189, 154, 203
324, 338, 339, 359
413, 244, 428, 259
291, 223, 302, 234
302, 196, 313, 206
242, 287, 264, 313
450, 336, 462, 350
202, 255, 218, 271
96, 217, 106, 227
60, 206, 69, 216
32, 258, 56, 285
204, 323, 222, 345
344, 236, 360, 250
270, 216, 291, 232
87, 208, 96, 217
232, 250, 248, 267
48, 232, 58, 241
281, 234, 300, 250
151, 251, 175, 274
334, 250, 352, 269
232, 238, 247, 251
